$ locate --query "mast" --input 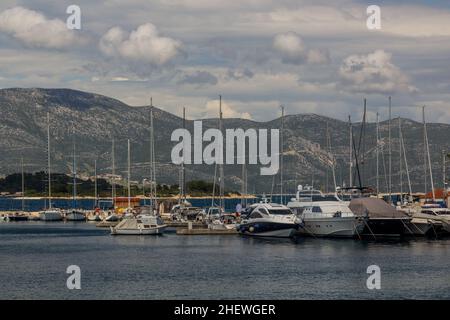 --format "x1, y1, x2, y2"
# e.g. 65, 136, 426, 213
326, 122, 337, 193
219, 96, 224, 210
47, 112, 52, 209
423, 106, 436, 201
21, 157, 25, 212
388, 96, 392, 203
127, 139, 131, 209
72, 128, 77, 209
280, 105, 284, 204
400, 122, 413, 199
150, 98, 157, 211
182, 107, 186, 204
399, 117, 403, 204
349, 116, 353, 187
111, 138, 116, 203
444, 151, 447, 190
94, 159, 98, 208
376, 112, 380, 196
